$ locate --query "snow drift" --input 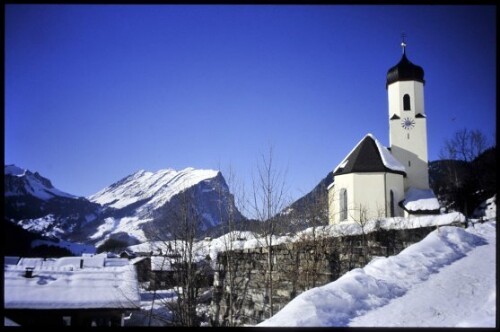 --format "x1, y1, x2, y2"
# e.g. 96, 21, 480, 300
258, 221, 496, 327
